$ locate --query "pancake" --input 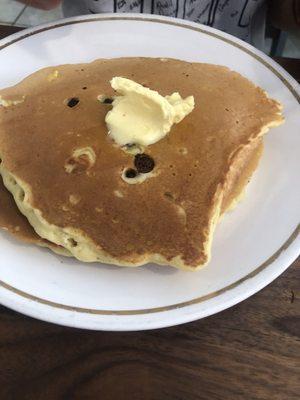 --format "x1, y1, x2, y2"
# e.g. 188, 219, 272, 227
0, 175, 69, 256
0, 138, 262, 248
0, 58, 283, 270
0, 138, 262, 255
